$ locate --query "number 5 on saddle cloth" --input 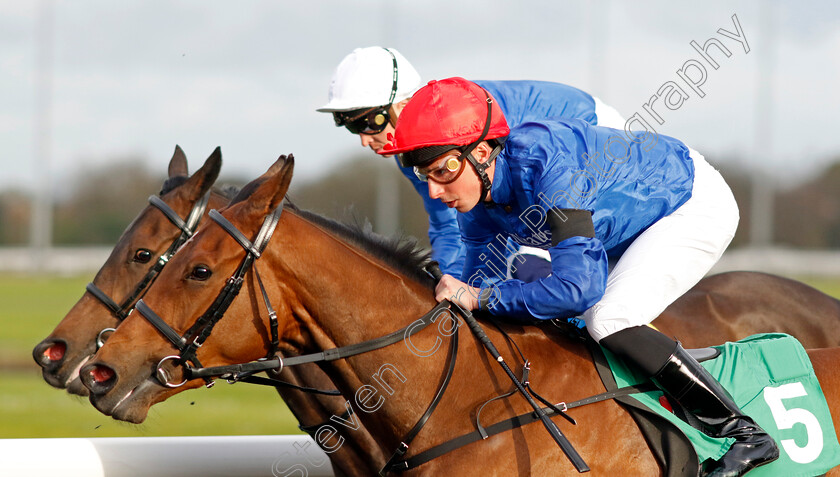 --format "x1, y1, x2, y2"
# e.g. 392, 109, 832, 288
602, 333, 840, 477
